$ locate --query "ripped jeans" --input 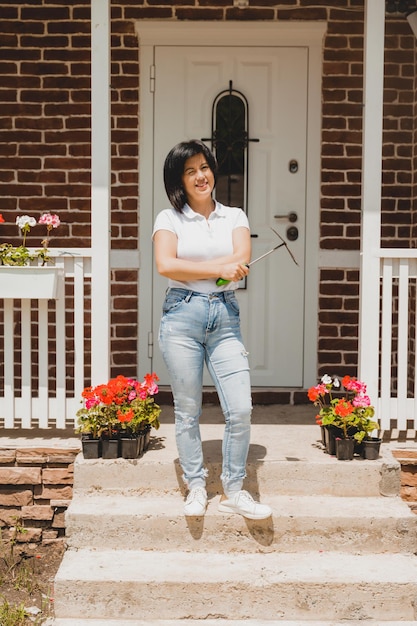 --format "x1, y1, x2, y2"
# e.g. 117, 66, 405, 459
158, 288, 252, 496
